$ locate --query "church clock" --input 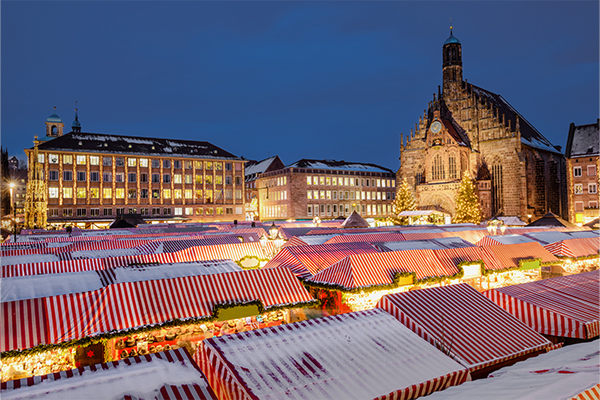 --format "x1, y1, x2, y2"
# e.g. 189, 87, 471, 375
430, 121, 442, 134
